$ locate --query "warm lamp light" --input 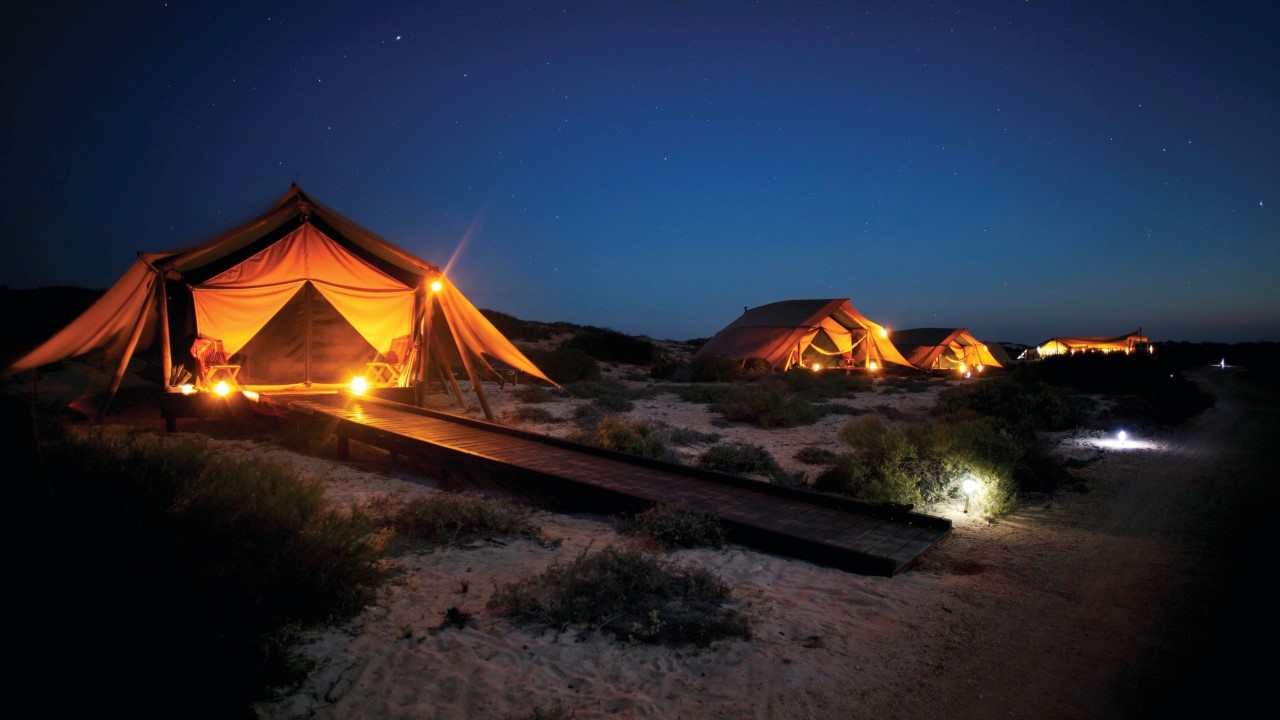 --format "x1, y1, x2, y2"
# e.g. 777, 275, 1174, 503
351, 376, 369, 395
214, 380, 231, 397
